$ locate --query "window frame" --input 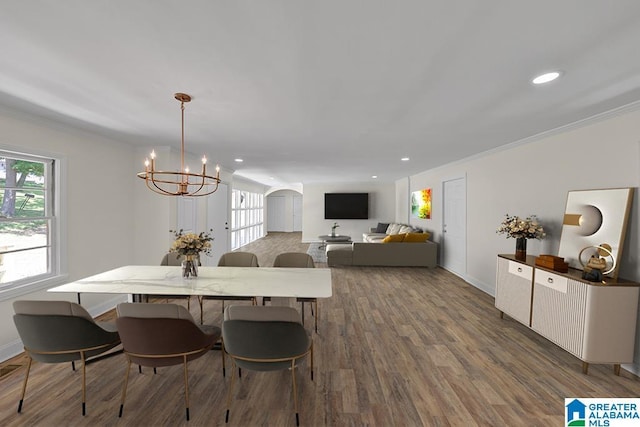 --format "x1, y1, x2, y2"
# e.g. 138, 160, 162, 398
0, 147, 66, 301
230, 189, 264, 250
